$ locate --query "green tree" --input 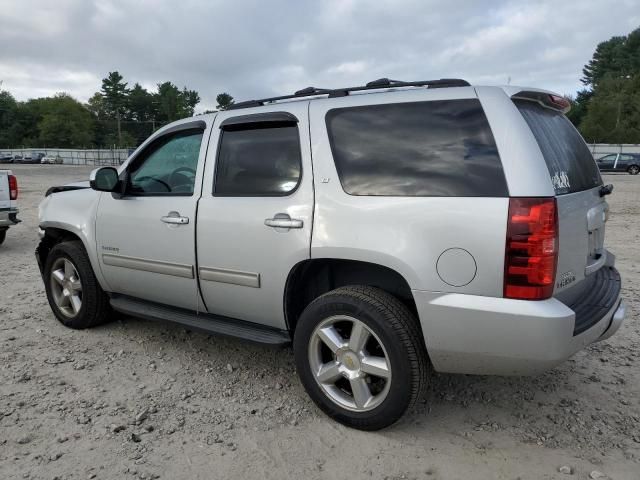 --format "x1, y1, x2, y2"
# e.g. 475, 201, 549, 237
86, 93, 111, 147
155, 81, 181, 122
155, 82, 200, 122
9, 96, 53, 147
127, 83, 155, 121
126, 83, 159, 144
37, 94, 94, 147
566, 89, 592, 128
0, 90, 19, 147
580, 75, 640, 143
216, 93, 234, 110
87, 92, 107, 118
582, 28, 640, 88
181, 88, 200, 117
1, 71, 202, 148
575, 26, 640, 143
100, 71, 129, 144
